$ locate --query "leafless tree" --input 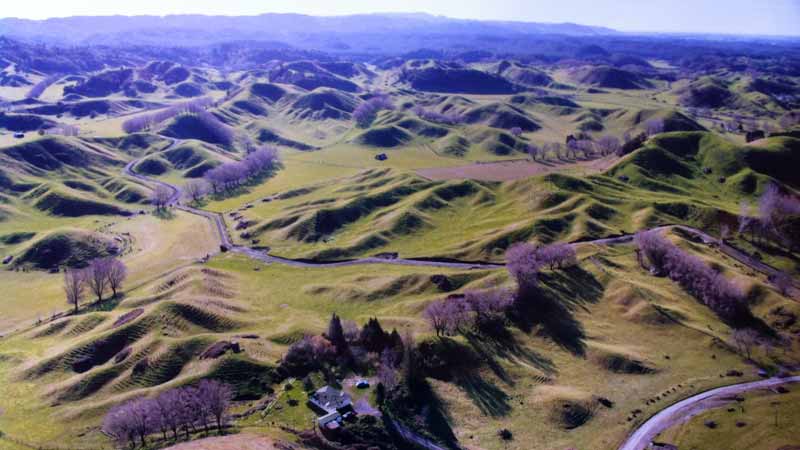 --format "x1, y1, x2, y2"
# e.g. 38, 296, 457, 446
731, 329, 760, 360
102, 403, 136, 448
197, 379, 233, 434
378, 348, 398, 390
86, 258, 111, 302
64, 268, 86, 314
595, 135, 621, 156
106, 258, 127, 298
184, 179, 208, 203
526, 143, 540, 161
150, 185, 173, 210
